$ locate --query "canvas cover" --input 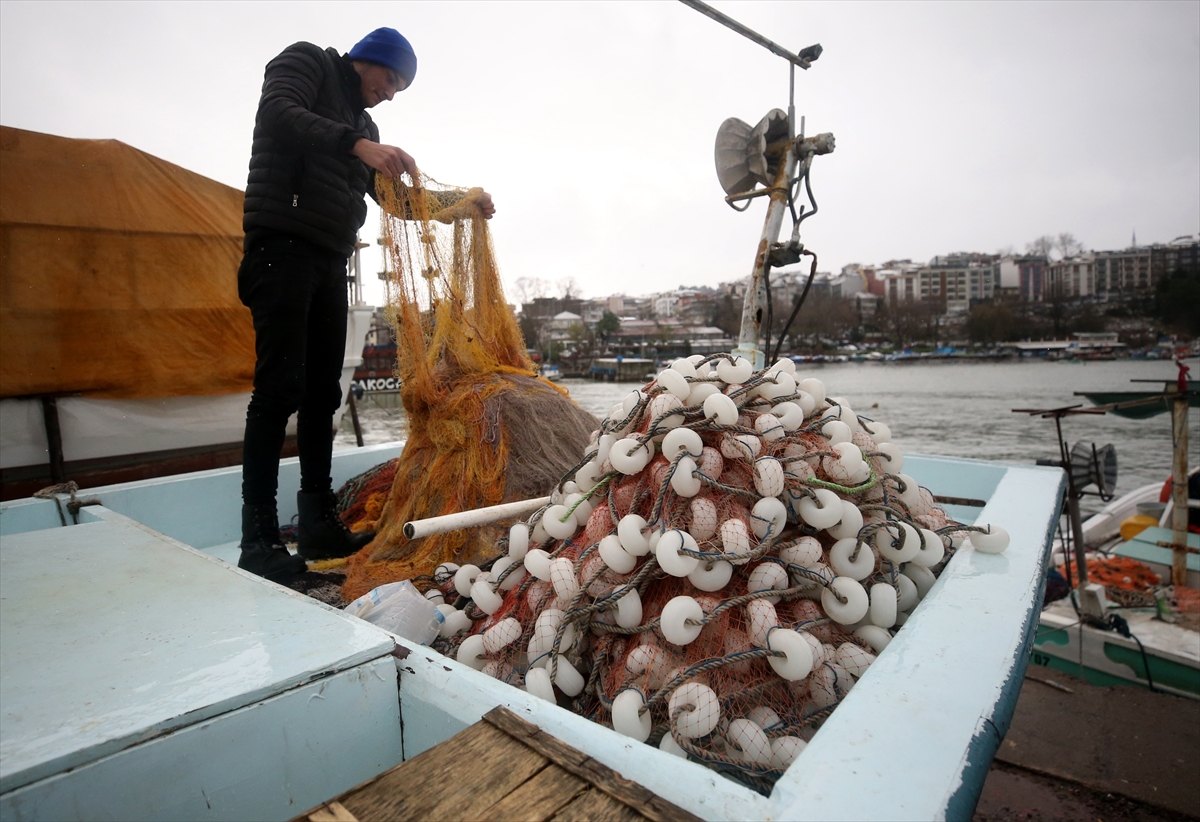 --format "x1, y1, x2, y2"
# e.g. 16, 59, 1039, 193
0, 126, 255, 399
